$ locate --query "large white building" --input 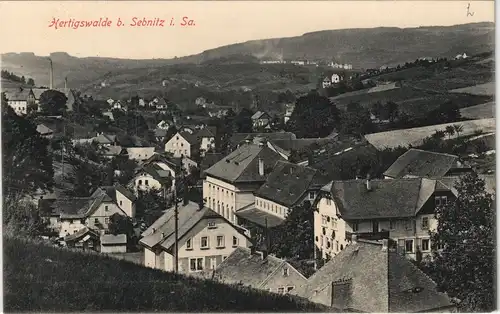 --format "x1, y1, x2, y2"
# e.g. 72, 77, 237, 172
202, 142, 284, 225
313, 177, 457, 261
